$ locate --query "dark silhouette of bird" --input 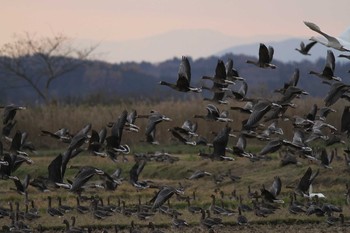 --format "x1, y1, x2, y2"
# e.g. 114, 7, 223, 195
295, 41, 317, 55
130, 159, 149, 189
1, 104, 26, 125
341, 106, 350, 137
324, 82, 350, 107
294, 167, 319, 197
150, 186, 184, 210
246, 43, 276, 69
160, 56, 201, 92
309, 50, 341, 82
10, 174, 30, 195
